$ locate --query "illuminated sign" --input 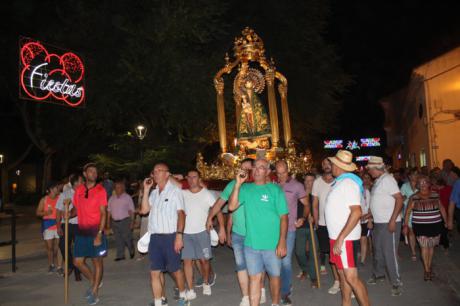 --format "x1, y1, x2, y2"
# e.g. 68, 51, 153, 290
19, 37, 85, 107
346, 140, 360, 150
324, 137, 381, 150
356, 156, 371, 162
324, 140, 343, 149
360, 138, 381, 147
